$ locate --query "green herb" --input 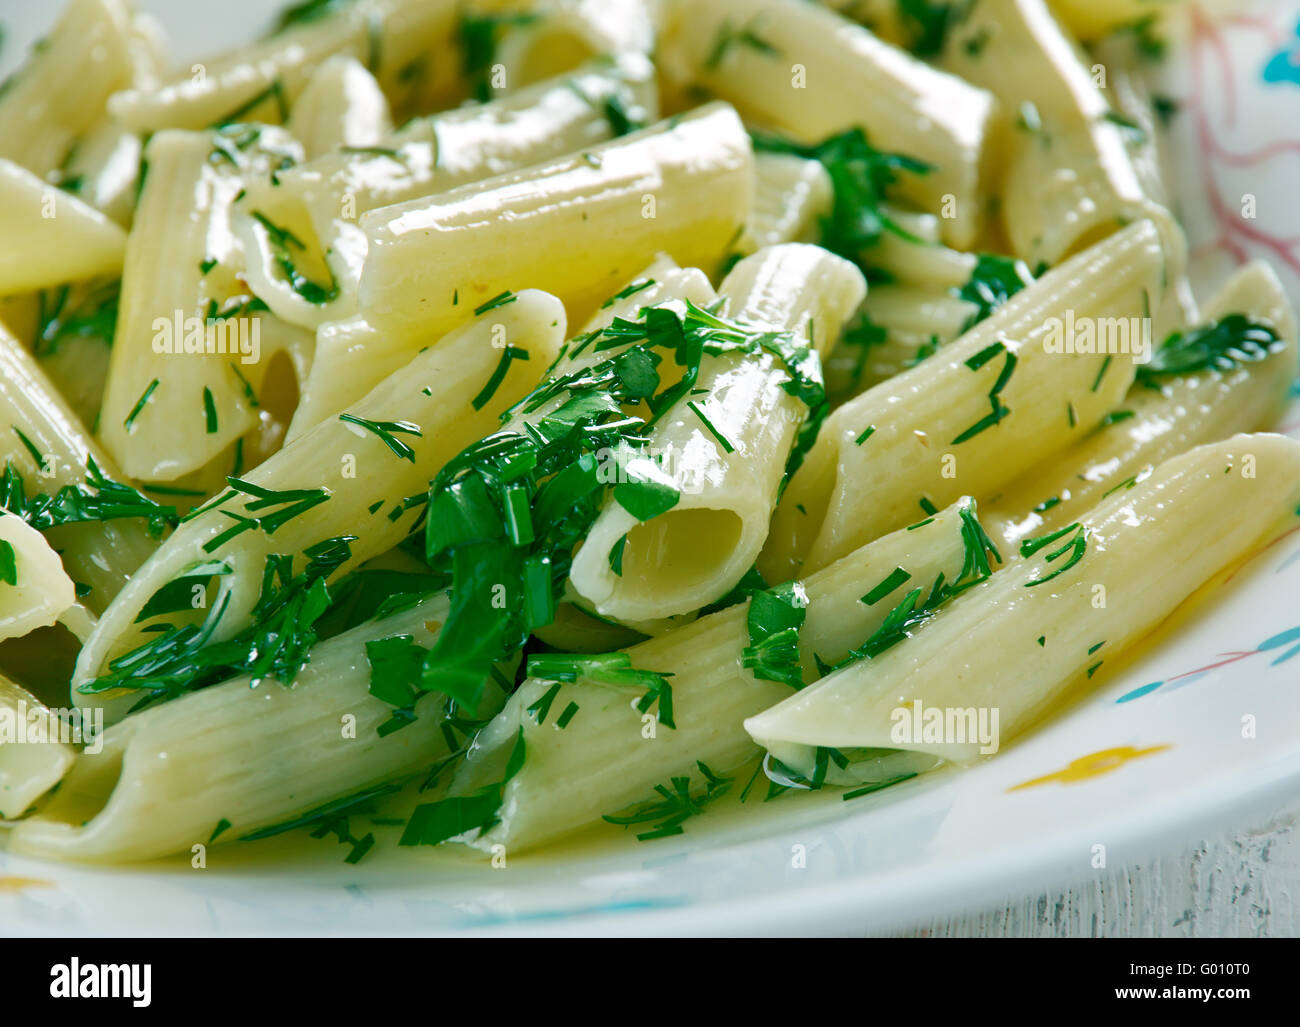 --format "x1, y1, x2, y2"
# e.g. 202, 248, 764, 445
210, 79, 288, 128
843, 771, 918, 801
208, 818, 232, 843
603, 762, 732, 840
555, 701, 579, 728
608, 533, 627, 576
529, 652, 675, 729
742, 581, 809, 690
135, 560, 231, 622
603, 94, 644, 137
835, 503, 1001, 667
35, 280, 120, 357
687, 400, 735, 453
526, 681, 563, 725
1099, 410, 1135, 427
251, 210, 338, 304
80, 536, 356, 711
706, 16, 781, 70
863, 567, 912, 606
1037, 635, 1046, 647
272, 0, 355, 34
200, 478, 332, 552
202, 387, 219, 434
601, 278, 655, 310
0, 540, 16, 586
1153, 95, 1180, 126
838, 312, 888, 393
1091, 355, 1113, 392
1102, 109, 1147, 141
1020, 523, 1088, 588
952, 342, 1015, 444
124, 379, 159, 431
956, 254, 1035, 332
0, 455, 179, 538
474, 290, 517, 316
459, 12, 538, 101
365, 634, 428, 736
240, 781, 398, 865
421, 301, 823, 701
1136, 315, 1280, 385
400, 728, 525, 845
751, 129, 931, 267
471, 345, 529, 412
338, 413, 422, 462
897, 0, 973, 57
